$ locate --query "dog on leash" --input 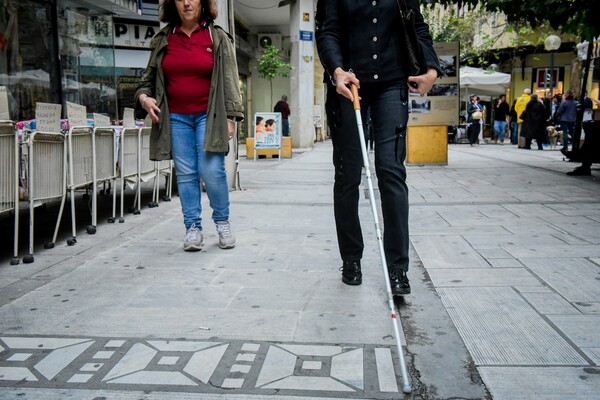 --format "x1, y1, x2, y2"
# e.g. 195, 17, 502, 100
546, 125, 561, 149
